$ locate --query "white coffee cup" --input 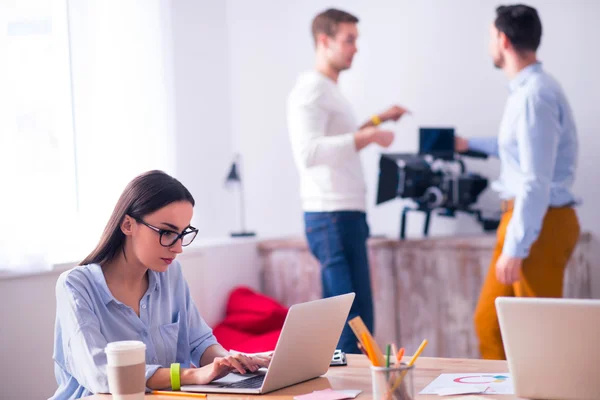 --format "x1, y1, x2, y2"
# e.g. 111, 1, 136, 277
105, 341, 147, 400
